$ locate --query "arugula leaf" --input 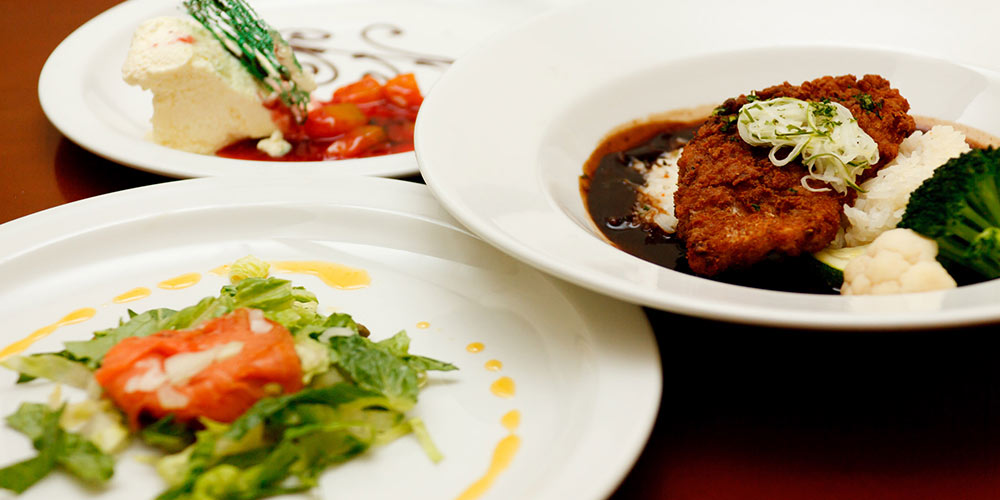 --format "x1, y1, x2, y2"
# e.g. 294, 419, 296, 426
327, 331, 457, 410
377, 331, 458, 373
58, 433, 116, 484
6, 401, 51, 439
402, 354, 459, 373
141, 415, 196, 453
0, 450, 58, 494
328, 335, 421, 411
0, 403, 114, 493
2, 405, 63, 494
